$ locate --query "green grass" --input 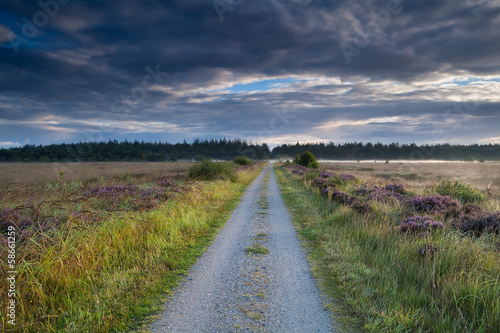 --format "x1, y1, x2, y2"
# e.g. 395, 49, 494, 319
0, 165, 264, 332
245, 246, 270, 255
275, 166, 500, 333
